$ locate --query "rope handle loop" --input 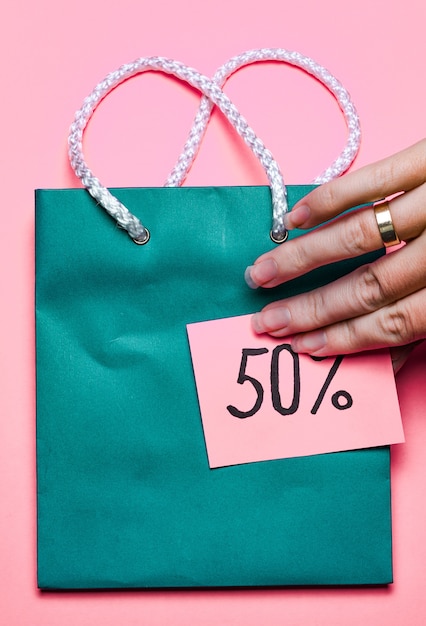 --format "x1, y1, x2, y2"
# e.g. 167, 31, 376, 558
68, 50, 360, 244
